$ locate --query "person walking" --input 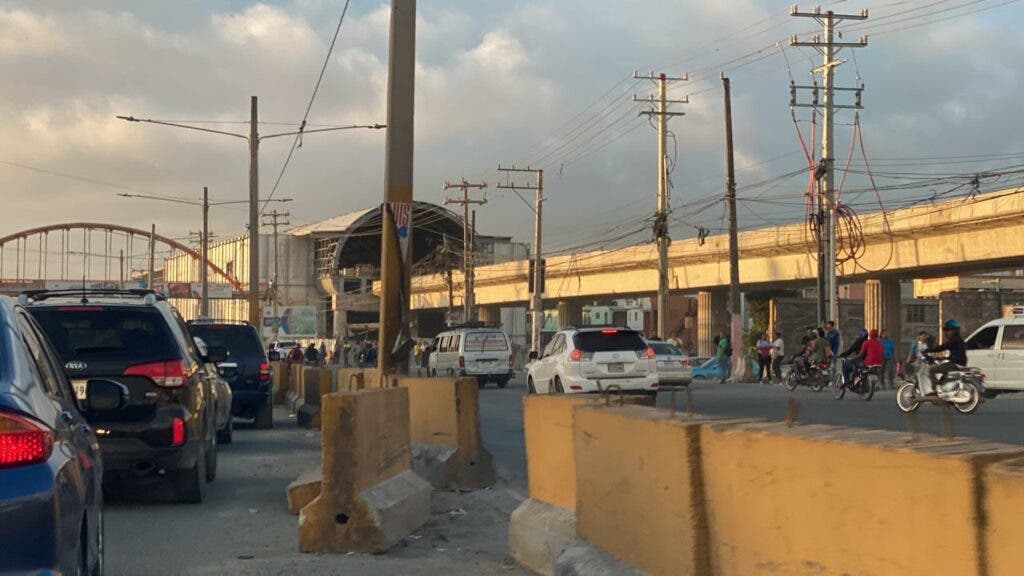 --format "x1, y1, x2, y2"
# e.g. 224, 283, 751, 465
318, 342, 327, 367
716, 329, 731, 384
770, 331, 784, 383
756, 332, 772, 384
880, 329, 896, 389
304, 342, 319, 366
